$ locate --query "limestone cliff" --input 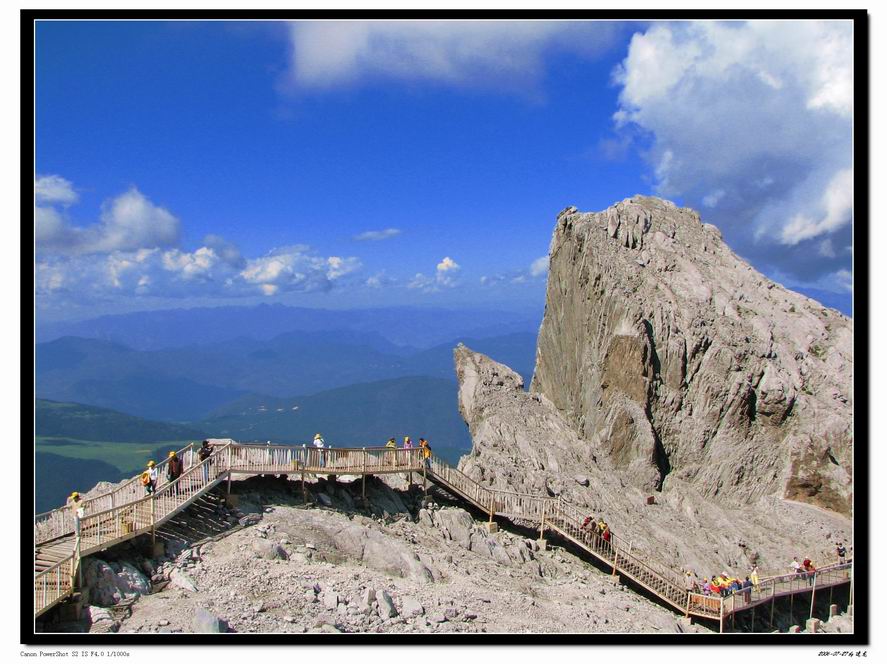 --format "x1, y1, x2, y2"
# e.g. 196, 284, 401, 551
453, 196, 852, 573
530, 197, 852, 514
